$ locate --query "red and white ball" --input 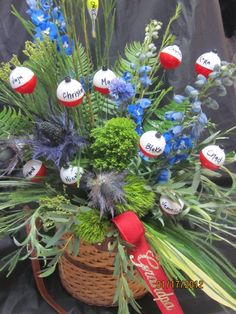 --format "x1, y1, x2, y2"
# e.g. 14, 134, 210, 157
200, 145, 225, 170
9, 66, 37, 94
139, 131, 166, 158
23, 160, 46, 182
93, 67, 116, 94
57, 76, 84, 107
160, 195, 184, 215
60, 165, 84, 185
195, 50, 221, 78
159, 45, 182, 70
